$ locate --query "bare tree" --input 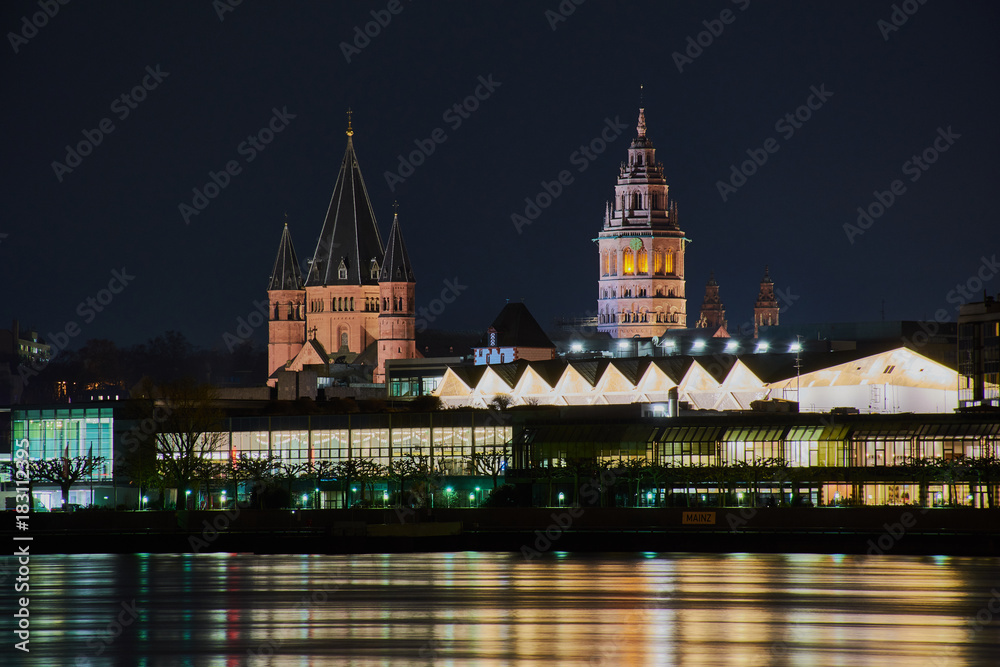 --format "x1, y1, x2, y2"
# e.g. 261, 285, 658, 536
30, 455, 106, 510
142, 379, 227, 509
308, 460, 338, 509
387, 456, 421, 505
488, 393, 513, 411
231, 453, 280, 507
471, 445, 509, 490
